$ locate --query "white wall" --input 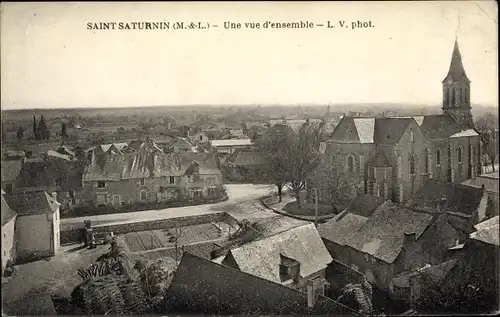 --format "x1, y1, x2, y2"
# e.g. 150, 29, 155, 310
16, 212, 55, 260
2, 217, 16, 273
